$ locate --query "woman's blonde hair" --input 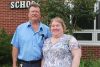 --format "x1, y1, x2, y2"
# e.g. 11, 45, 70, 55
50, 17, 66, 32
